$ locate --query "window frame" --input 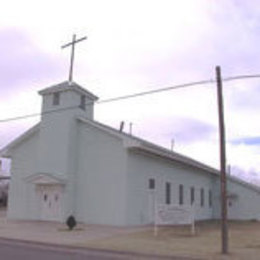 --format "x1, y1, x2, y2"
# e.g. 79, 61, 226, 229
209, 189, 212, 208
148, 178, 155, 190
165, 182, 171, 205
53, 92, 60, 106
200, 188, 204, 207
190, 186, 195, 205
179, 184, 184, 205
80, 95, 86, 110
